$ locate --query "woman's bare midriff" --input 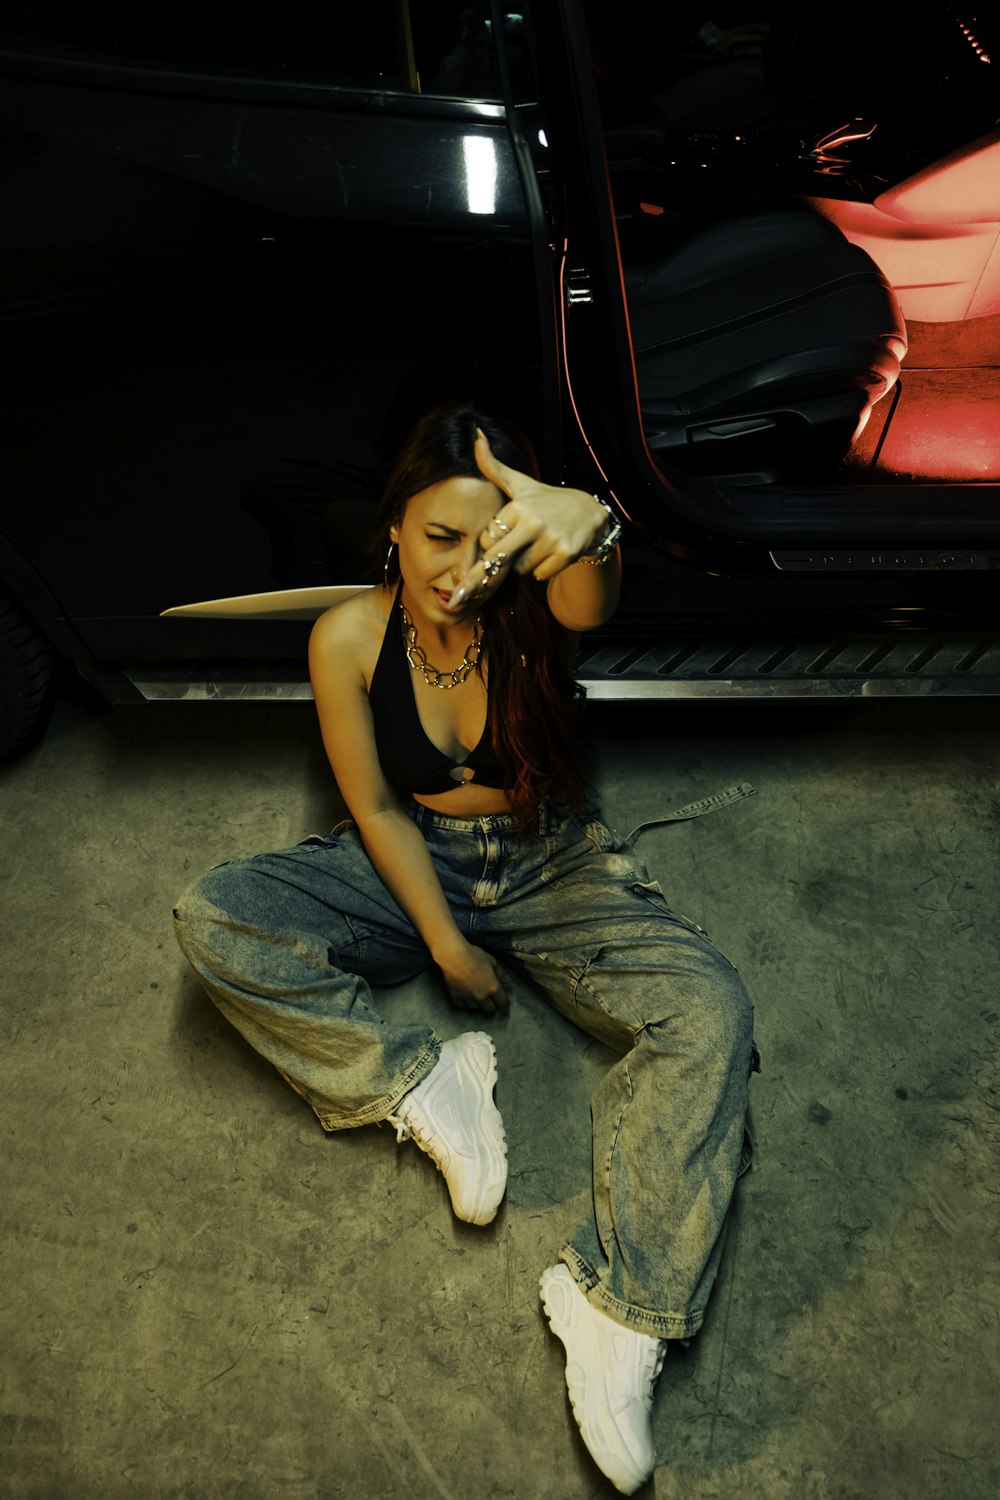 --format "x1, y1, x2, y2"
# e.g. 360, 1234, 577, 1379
410, 785, 514, 818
